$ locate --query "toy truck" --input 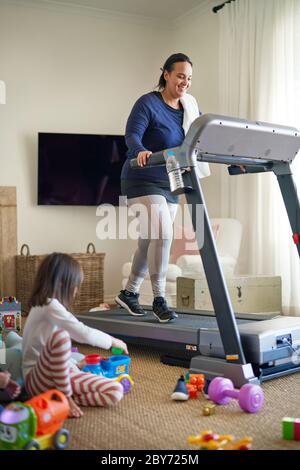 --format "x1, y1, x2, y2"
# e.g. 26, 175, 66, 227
0, 389, 70, 450
0, 297, 21, 334
83, 354, 134, 393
